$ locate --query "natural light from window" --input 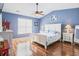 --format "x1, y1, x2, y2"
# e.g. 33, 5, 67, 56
18, 18, 32, 34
